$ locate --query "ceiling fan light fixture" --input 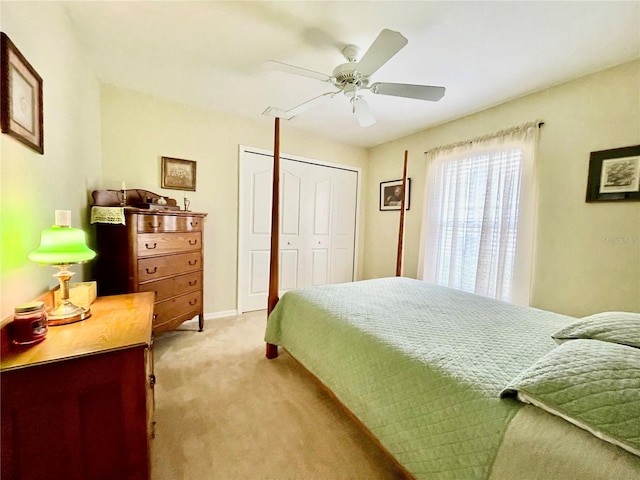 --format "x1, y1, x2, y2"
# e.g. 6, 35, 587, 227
343, 84, 358, 98
352, 96, 376, 127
